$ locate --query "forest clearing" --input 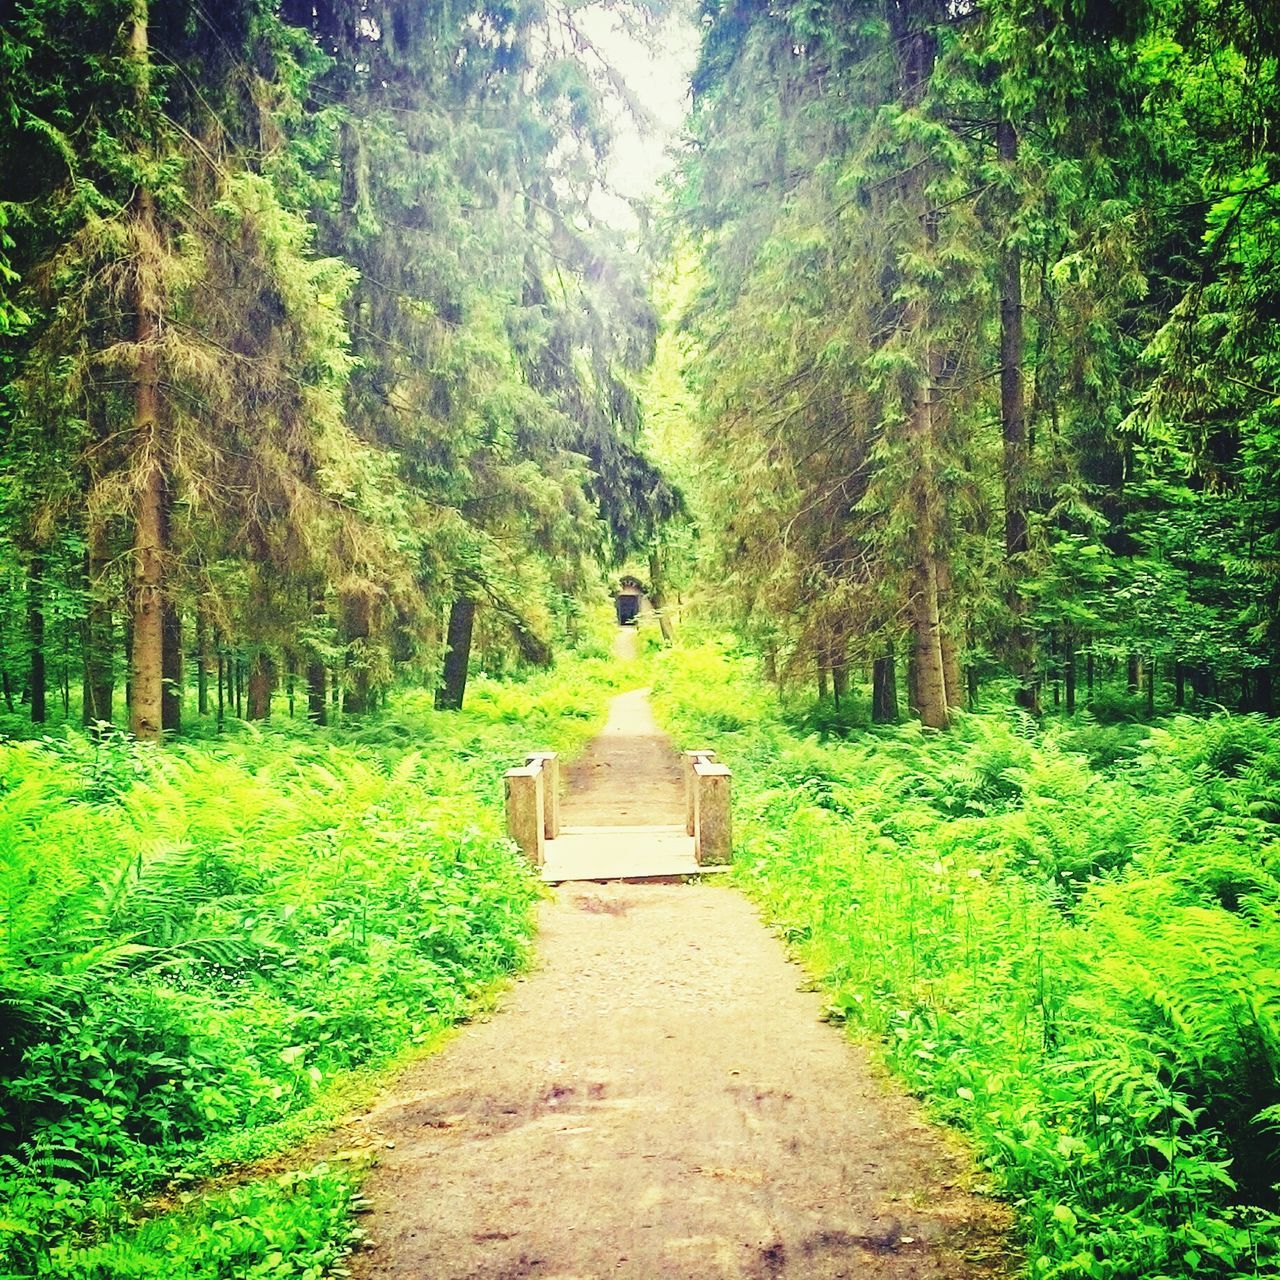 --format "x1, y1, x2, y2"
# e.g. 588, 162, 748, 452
2, 0, 1279, 1278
